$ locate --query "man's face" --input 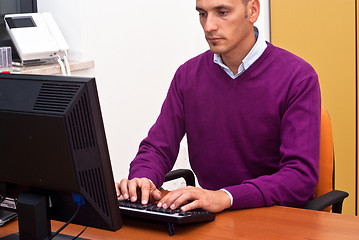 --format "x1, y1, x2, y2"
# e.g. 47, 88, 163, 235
196, 0, 257, 57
